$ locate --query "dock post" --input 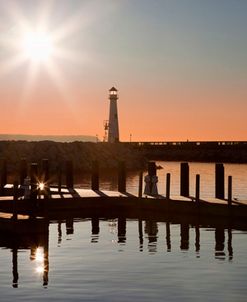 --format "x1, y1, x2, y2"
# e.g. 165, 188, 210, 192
180, 162, 189, 197
20, 158, 27, 185
0, 159, 7, 194
166, 173, 171, 199
66, 160, 74, 189
228, 176, 232, 206
42, 159, 50, 197
57, 165, 62, 193
30, 163, 38, 201
12, 181, 18, 220
118, 161, 126, 192
138, 171, 143, 198
91, 161, 99, 191
215, 163, 225, 199
195, 174, 200, 203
